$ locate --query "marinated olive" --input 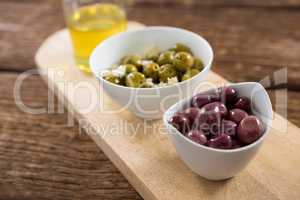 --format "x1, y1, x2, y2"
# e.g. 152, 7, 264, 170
159, 64, 177, 82
123, 64, 138, 74
104, 74, 121, 85
234, 97, 251, 111
197, 102, 228, 135
200, 102, 228, 118
192, 94, 211, 108
143, 62, 160, 80
187, 130, 207, 145
170, 43, 191, 53
198, 110, 222, 128
169, 114, 190, 135
237, 116, 263, 144
121, 55, 141, 66
221, 120, 237, 136
173, 52, 194, 72
125, 72, 146, 88
178, 109, 202, 132
191, 93, 219, 108
182, 107, 201, 122
208, 133, 232, 149
228, 109, 248, 124
181, 107, 201, 129
158, 51, 175, 65
193, 58, 204, 70
145, 47, 160, 62
195, 118, 211, 136
170, 86, 266, 150
182, 69, 200, 81
103, 44, 204, 88
223, 87, 238, 103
